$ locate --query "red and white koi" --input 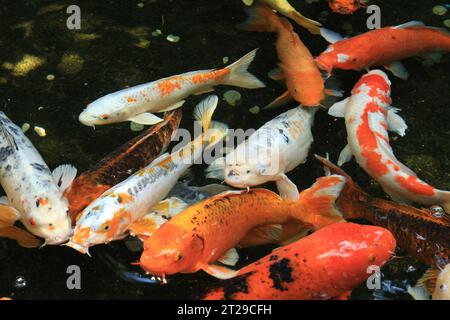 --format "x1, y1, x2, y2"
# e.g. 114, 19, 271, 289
0, 112, 76, 245
206, 106, 317, 200
67, 96, 228, 254
78, 50, 264, 126
316, 21, 450, 80
328, 70, 450, 212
